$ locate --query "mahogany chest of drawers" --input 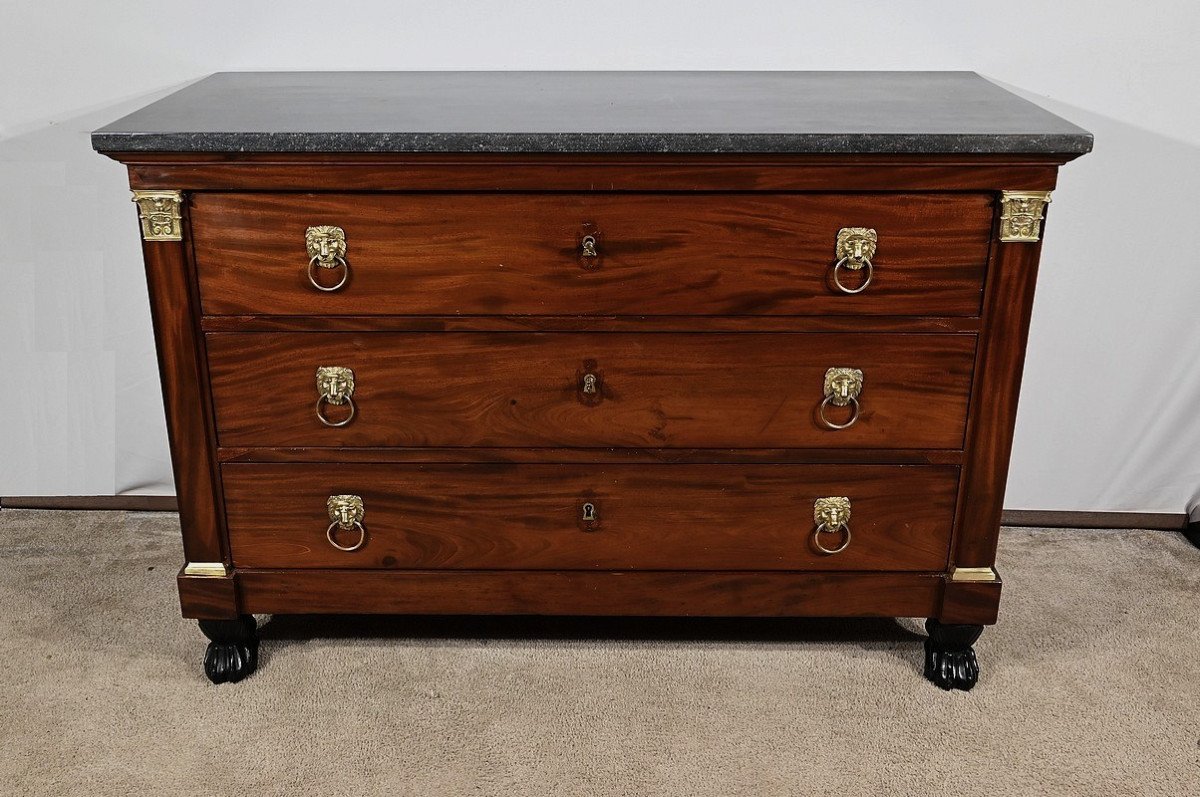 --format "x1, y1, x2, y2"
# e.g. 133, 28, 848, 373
94, 72, 1091, 690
